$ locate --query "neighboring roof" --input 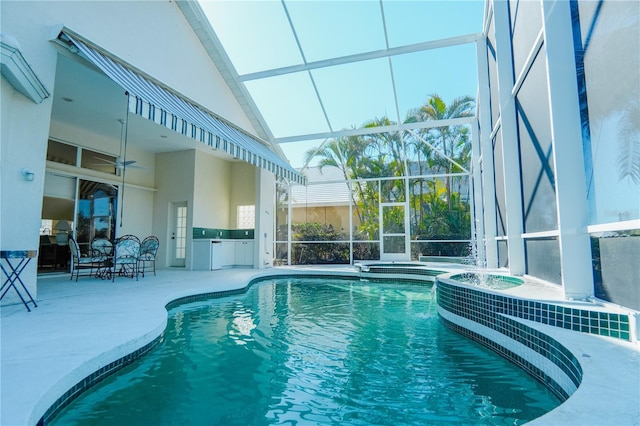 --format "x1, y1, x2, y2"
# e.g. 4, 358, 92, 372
290, 166, 351, 207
